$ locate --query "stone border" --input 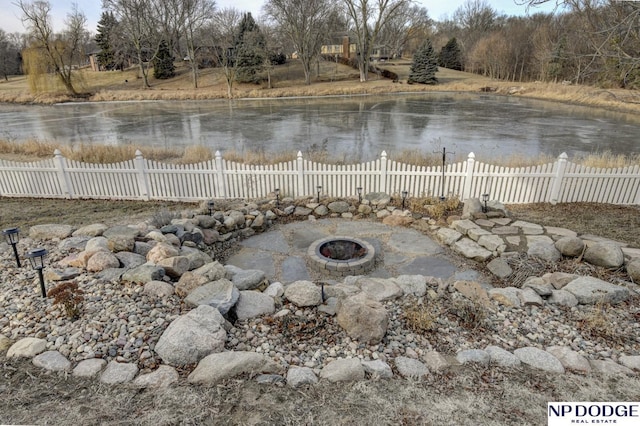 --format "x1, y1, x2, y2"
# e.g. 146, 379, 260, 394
307, 236, 376, 278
